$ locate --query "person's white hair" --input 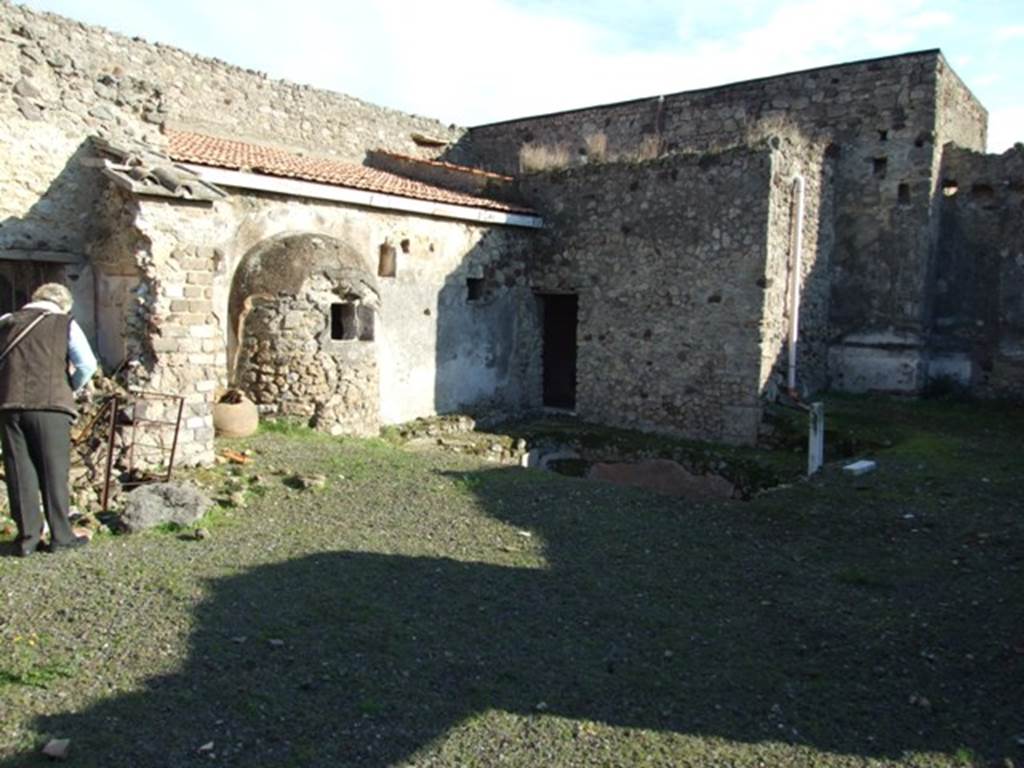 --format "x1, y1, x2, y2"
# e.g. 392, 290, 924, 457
31, 283, 73, 313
